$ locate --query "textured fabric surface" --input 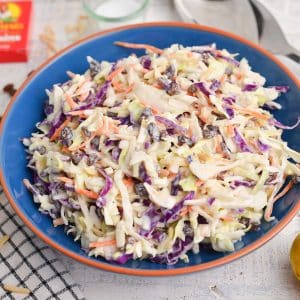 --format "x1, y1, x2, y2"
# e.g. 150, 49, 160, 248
0, 189, 85, 300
